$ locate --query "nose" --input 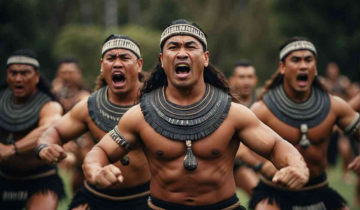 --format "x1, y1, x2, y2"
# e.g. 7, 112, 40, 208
299, 60, 308, 70
177, 47, 188, 60
15, 74, 22, 82
113, 58, 123, 69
